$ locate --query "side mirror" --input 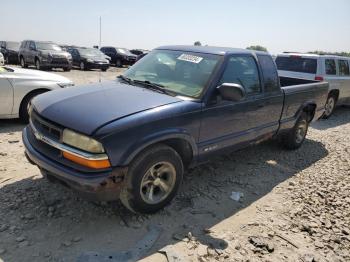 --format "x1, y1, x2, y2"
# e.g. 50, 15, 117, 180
217, 83, 246, 102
